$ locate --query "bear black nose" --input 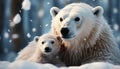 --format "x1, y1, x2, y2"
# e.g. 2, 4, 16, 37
60, 28, 69, 36
45, 47, 51, 52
